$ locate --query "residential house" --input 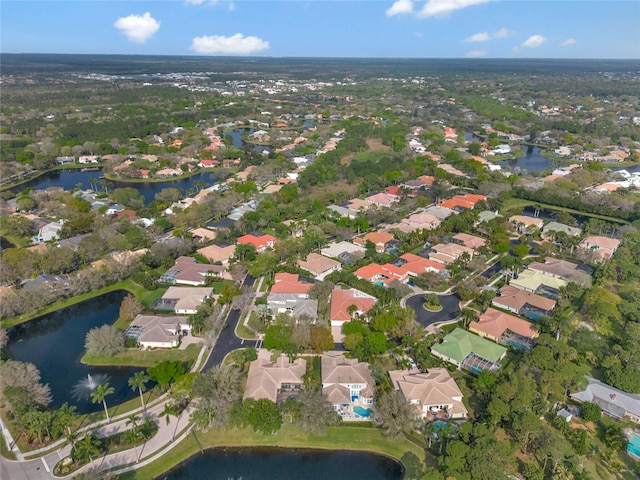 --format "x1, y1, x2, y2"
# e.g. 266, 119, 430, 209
475, 210, 502, 225
392, 253, 446, 276
541, 222, 583, 240
321, 241, 366, 265
437, 194, 486, 212
78, 155, 99, 164
159, 256, 227, 286
270, 273, 314, 296
321, 352, 375, 411
160, 286, 213, 315
329, 288, 376, 328
402, 212, 441, 231
424, 205, 457, 221
364, 192, 398, 208
509, 215, 544, 233
198, 159, 218, 168
297, 253, 342, 280
36, 221, 63, 243
430, 328, 508, 373
354, 262, 410, 286
492, 285, 556, 321
347, 198, 374, 213
452, 233, 487, 251
197, 242, 236, 264
353, 231, 399, 254
527, 257, 591, 283
570, 377, 640, 424
125, 315, 190, 349
469, 308, 538, 351
429, 243, 474, 265
267, 273, 317, 321
509, 269, 567, 299
236, 233, 277, 253
190, 227, 217, 243
388, 368, 468, 419
22, 274, 69, 293
243, 349, 306, 404
578, 235, 621, 261
156, 168, 182, 177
